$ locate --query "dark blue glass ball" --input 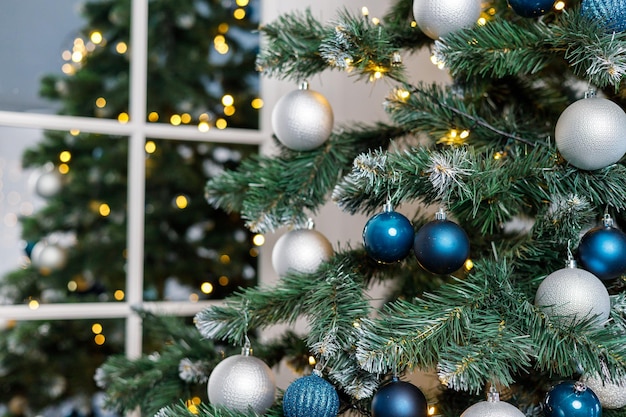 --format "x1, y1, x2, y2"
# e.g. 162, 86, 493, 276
413, 219, 470, 275
371, 378, 428, 417
283, 374, 339, 417
507, 0, 555, 17
578, 225, 626, 280
543, 380, 601, 417
363, 211, 414, 264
